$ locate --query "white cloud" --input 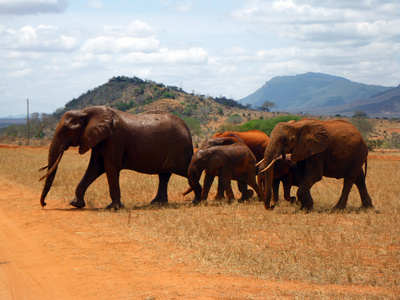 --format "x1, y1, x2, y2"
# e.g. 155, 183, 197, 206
104, 21, 156, 38
120, 47, 208, 65
82, 36, 160, 54
0, 24, 78, 52
0, 0, 68, 15
159, 0, 193, 13
88, 0, 103, 9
